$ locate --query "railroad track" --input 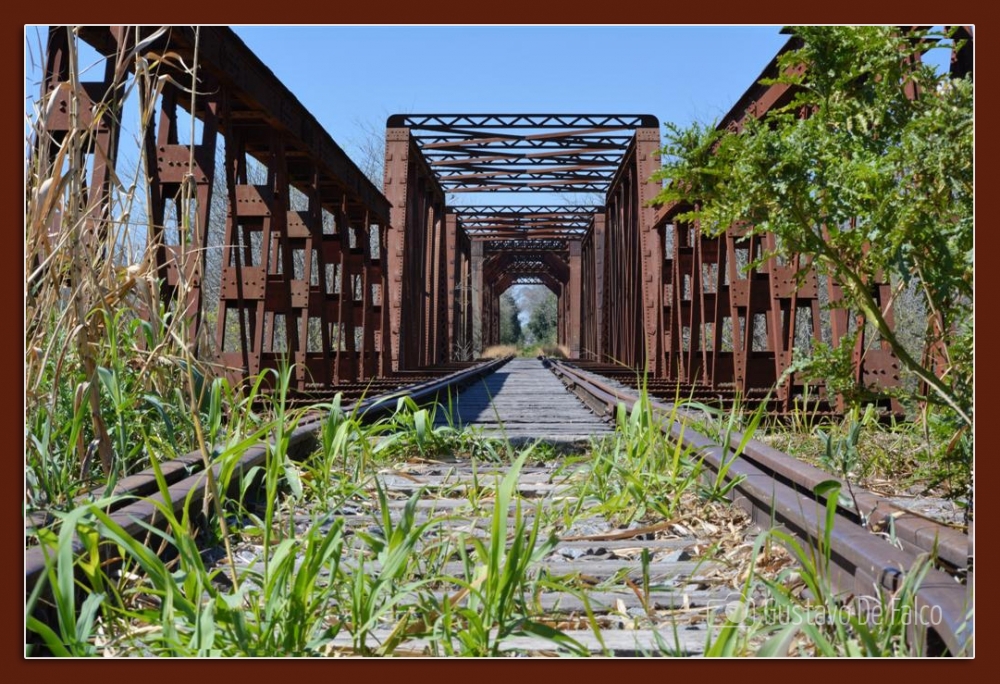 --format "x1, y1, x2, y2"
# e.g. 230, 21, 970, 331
24, 359, 508, 591
25, 356, 972, 656
546, 358, 972, 655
